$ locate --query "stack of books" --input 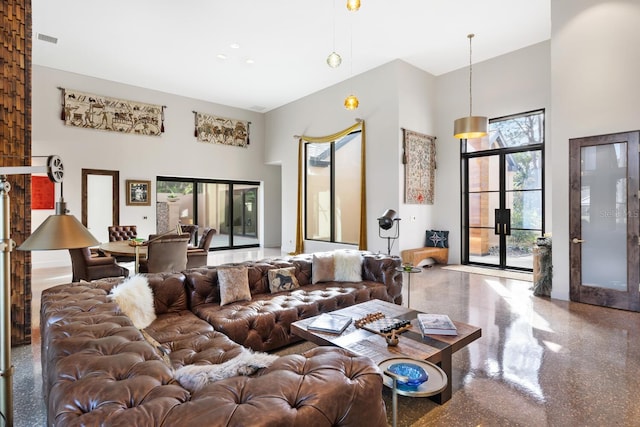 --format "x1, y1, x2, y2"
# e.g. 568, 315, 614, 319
417, 313, 457, 336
